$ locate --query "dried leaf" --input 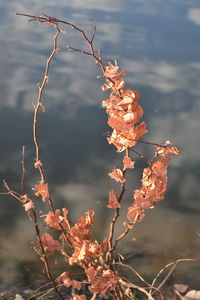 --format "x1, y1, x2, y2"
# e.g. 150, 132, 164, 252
123, 112, 135, 123
33, 181, 49, 201
34, 160, 42, 168
56, 272, 82, 291
107, 189, 120, 209
86, 266, 119, 294
108, 168, 125, 183
45, 210, 62, 230
123, 156, 135, 170
157, 145, 182, 156
41, 233, 60, 252
23, 200, 34, 211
